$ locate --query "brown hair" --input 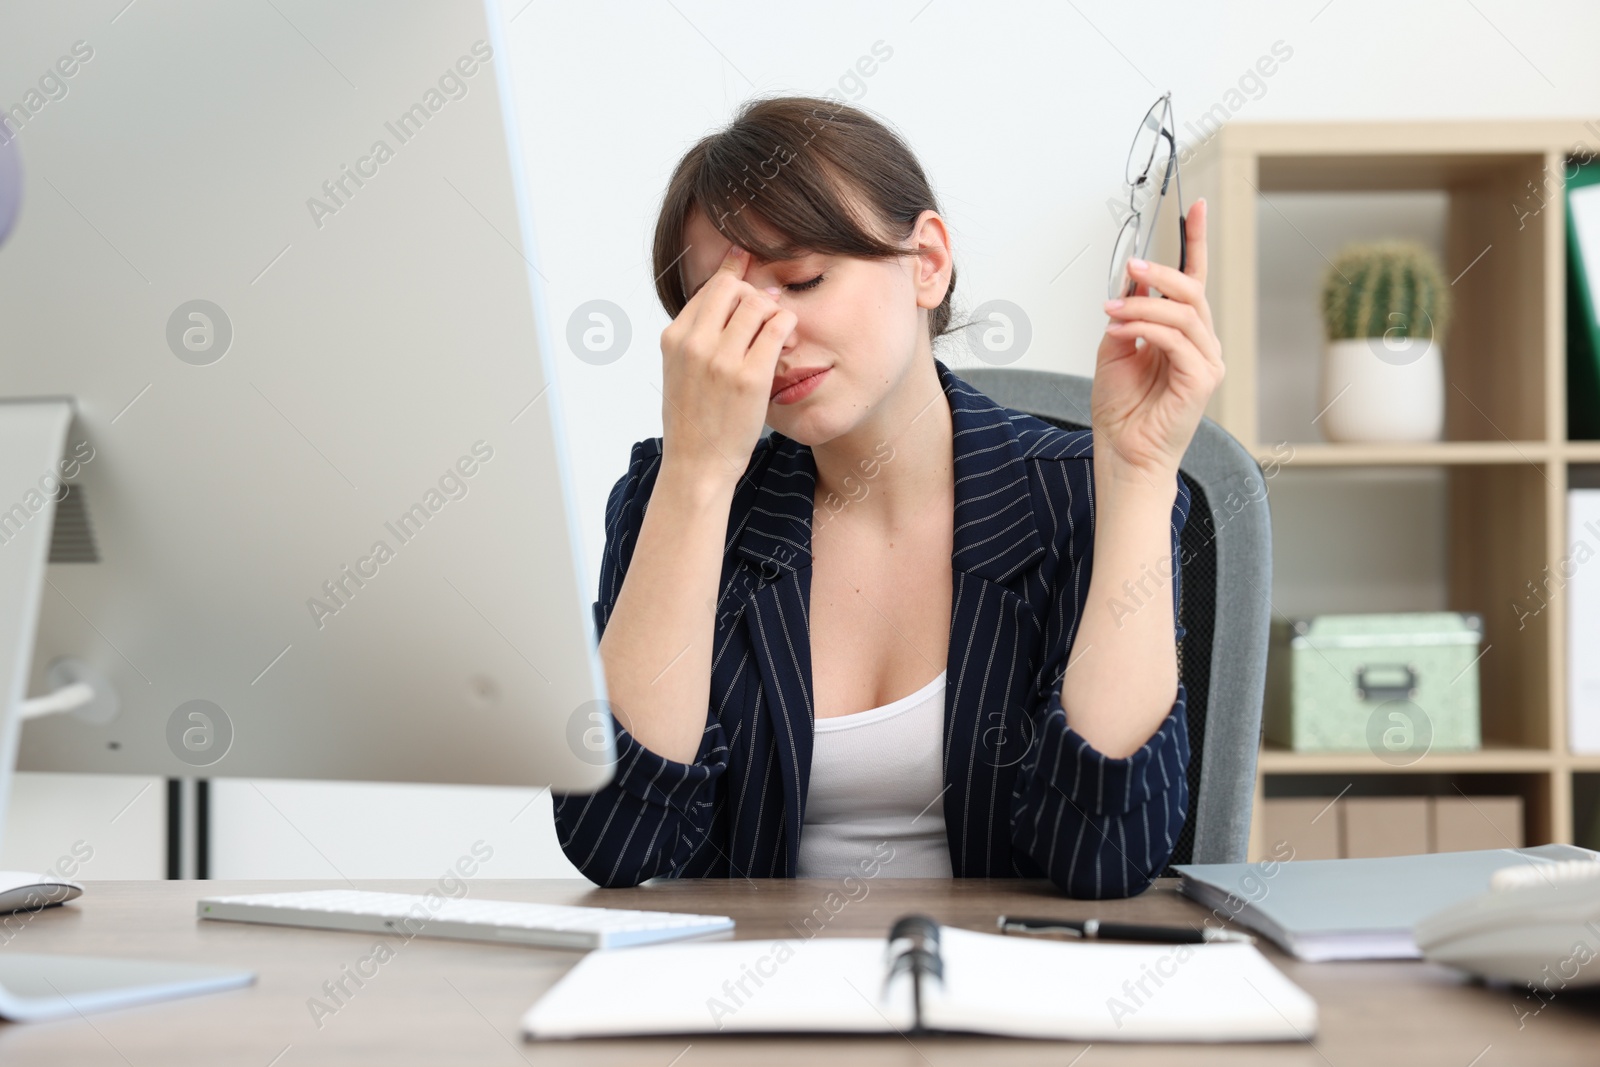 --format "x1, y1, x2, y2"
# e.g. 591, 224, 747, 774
651, 94, 958, 347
